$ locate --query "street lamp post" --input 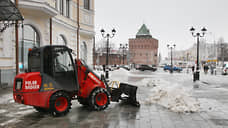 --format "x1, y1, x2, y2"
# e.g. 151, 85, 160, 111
187, 53, 189, 73
119, 43, 128, 65
190, 27, 207, 81
100, 28, 116, 79
220, 43, 225, 67
167, 44, 176, 73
